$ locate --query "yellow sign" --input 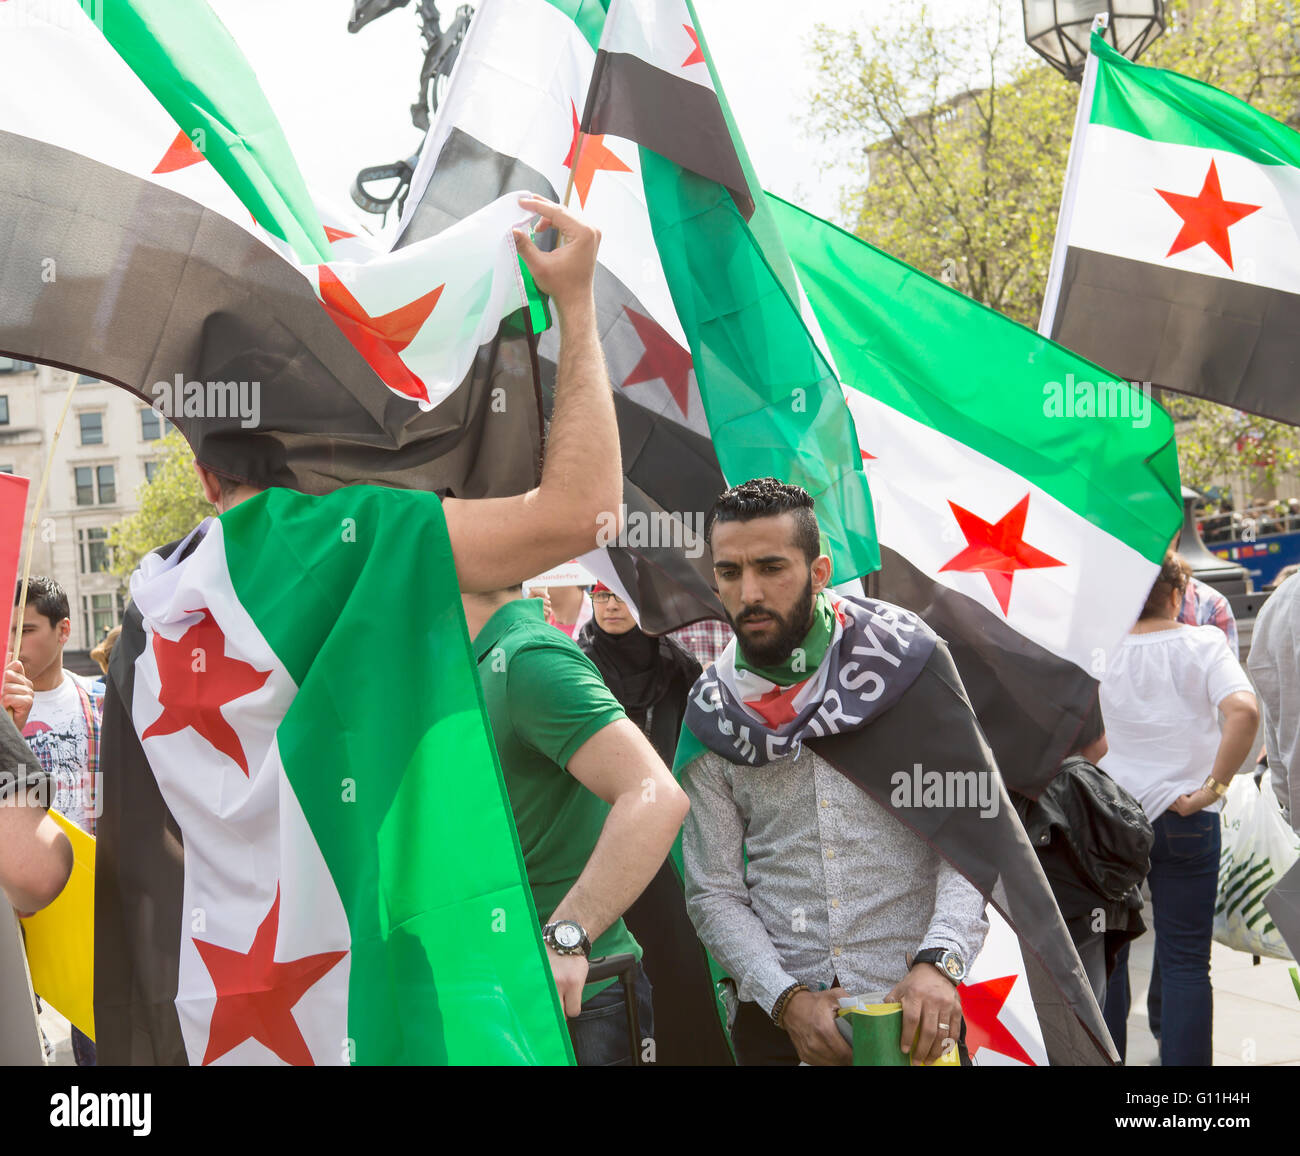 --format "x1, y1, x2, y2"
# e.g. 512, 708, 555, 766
20, 810, 94, 1041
